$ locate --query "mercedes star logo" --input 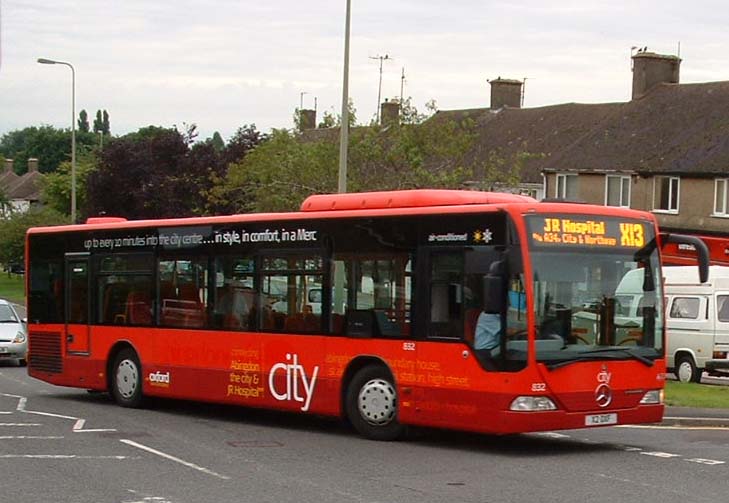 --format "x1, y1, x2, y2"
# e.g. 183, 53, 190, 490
595, 383, 612, 408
